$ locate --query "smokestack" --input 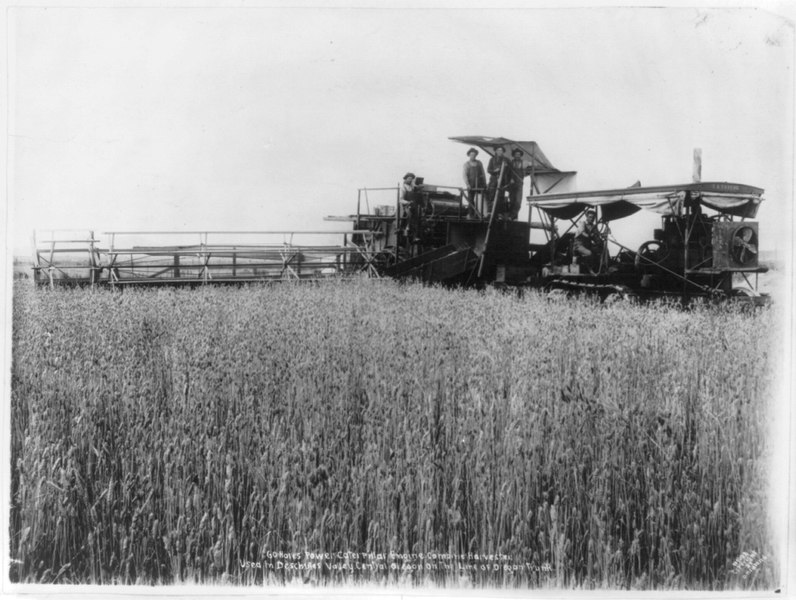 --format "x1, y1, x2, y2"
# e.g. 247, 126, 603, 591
693, 148, 702, 183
